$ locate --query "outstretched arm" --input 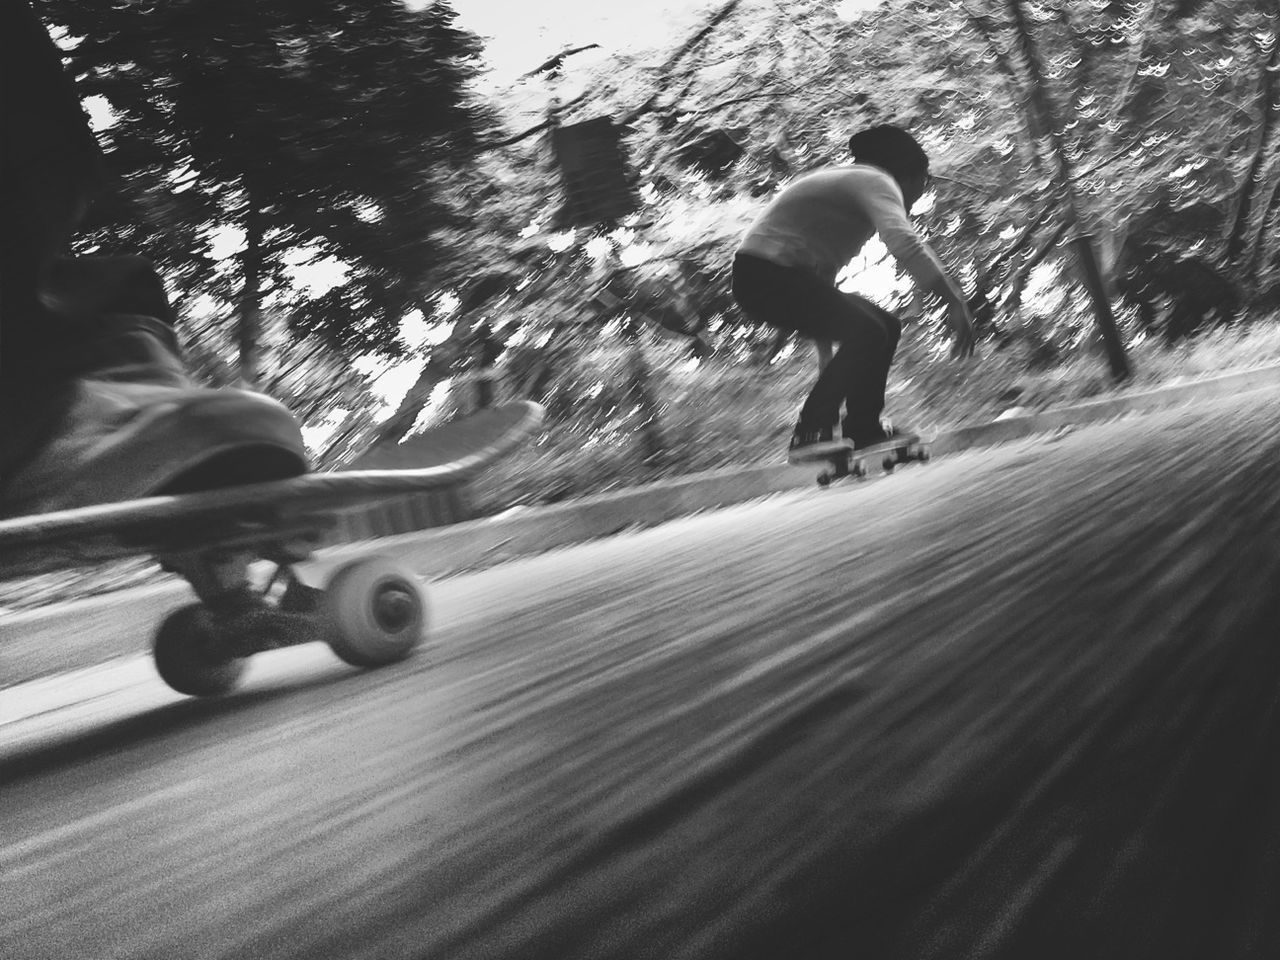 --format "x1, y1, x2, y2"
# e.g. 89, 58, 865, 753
922, 271, 976, 359
861, 178, 976, 358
